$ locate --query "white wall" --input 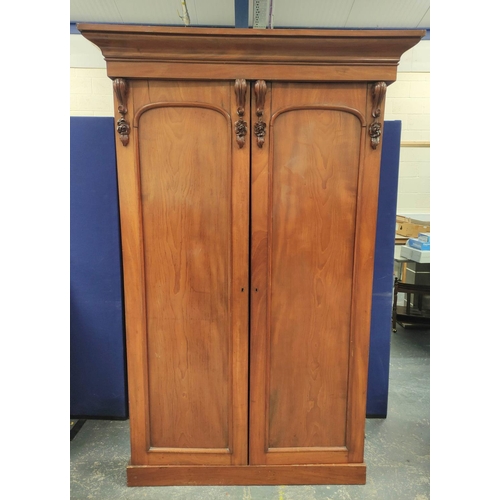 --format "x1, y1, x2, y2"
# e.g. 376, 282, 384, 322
70, 34, 430, 218
386, 40, 430, 218
70, 67, 113, 116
